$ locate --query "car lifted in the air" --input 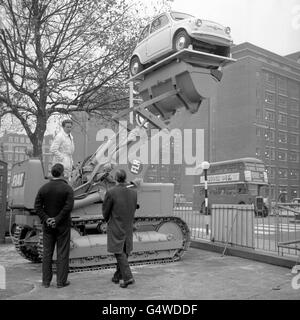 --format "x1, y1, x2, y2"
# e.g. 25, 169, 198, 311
129, 11, 233, 76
